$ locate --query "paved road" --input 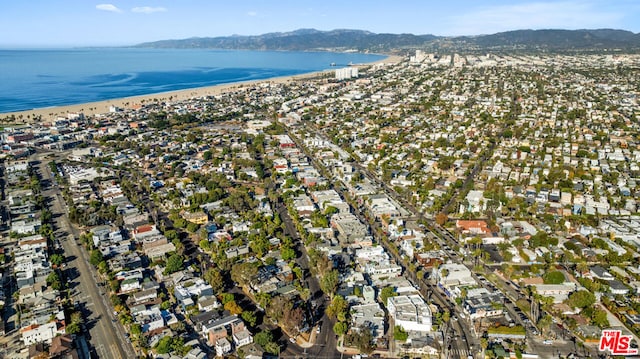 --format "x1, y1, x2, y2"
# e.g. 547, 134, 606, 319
36, 153, 135, 359
287, 129, 478, 358
276, 203, 341, 359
